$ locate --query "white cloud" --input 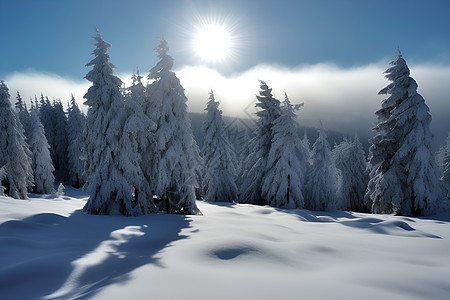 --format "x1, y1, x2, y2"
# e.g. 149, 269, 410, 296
3, 62, 449, 146
175, 62, 450, 146
4, 71, 90, 111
